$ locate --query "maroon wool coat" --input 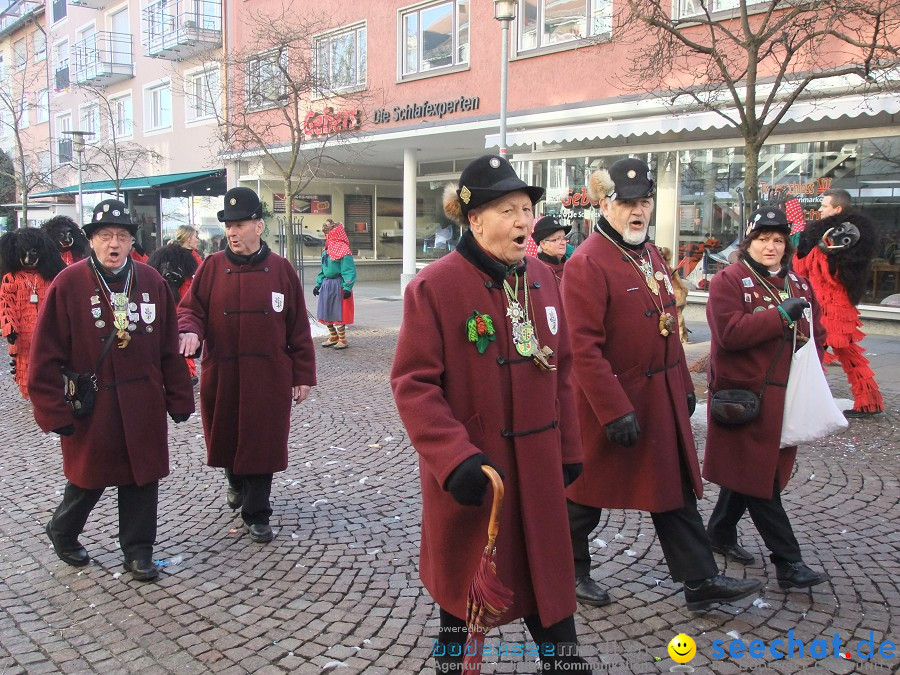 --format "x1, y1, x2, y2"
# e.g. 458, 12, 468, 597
390, 236, 582, 628
562, 227, 700, 512
702, 259, 824, 499
28, 259, 194, 489
178, 248, 316, 474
